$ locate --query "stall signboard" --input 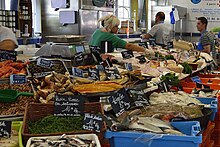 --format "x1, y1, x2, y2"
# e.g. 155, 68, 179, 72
83, 113, 102, 132
54, 95, 84, 117
109, 88, 131, 117
0, 121, 11, 138
10, 74, 27, 84
0, 49, 17, 62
